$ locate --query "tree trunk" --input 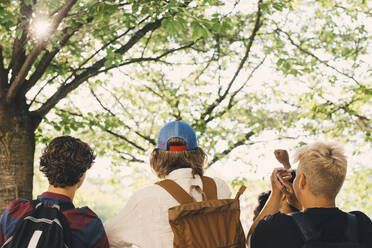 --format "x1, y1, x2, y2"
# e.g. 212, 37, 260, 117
0, 99, 36, 213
